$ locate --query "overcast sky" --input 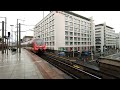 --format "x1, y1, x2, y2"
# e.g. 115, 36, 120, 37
0, 11, 120, 41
